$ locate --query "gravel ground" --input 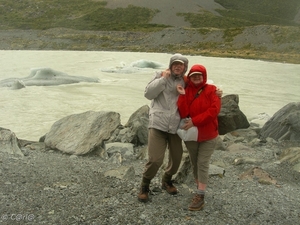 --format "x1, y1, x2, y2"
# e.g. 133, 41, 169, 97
0, 139, 299, 225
